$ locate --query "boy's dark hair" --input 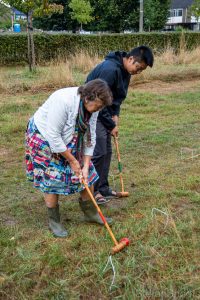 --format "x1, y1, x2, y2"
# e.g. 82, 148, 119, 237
126, 45, 154, 67
78, 79, 113, 106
